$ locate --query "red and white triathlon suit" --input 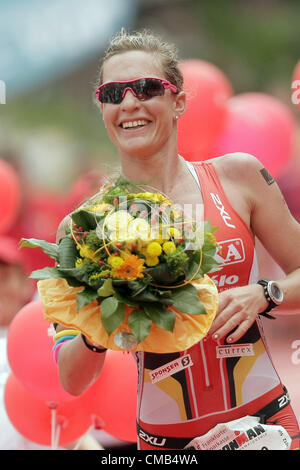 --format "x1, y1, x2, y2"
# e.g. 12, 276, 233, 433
136, 159, 300, 450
